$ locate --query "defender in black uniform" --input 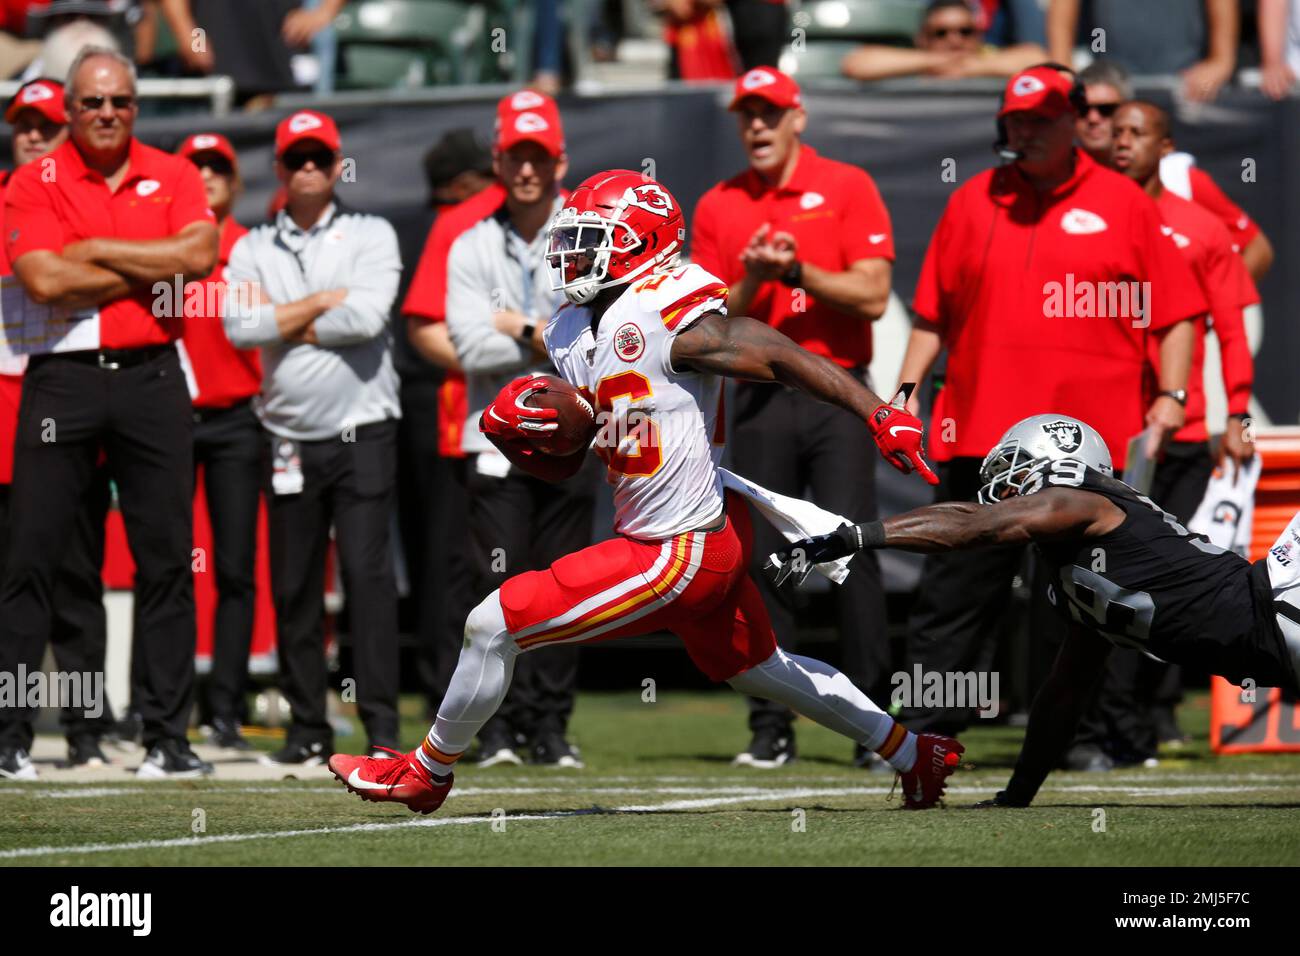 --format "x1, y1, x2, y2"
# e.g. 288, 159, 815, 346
767, 413, 1300, 806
